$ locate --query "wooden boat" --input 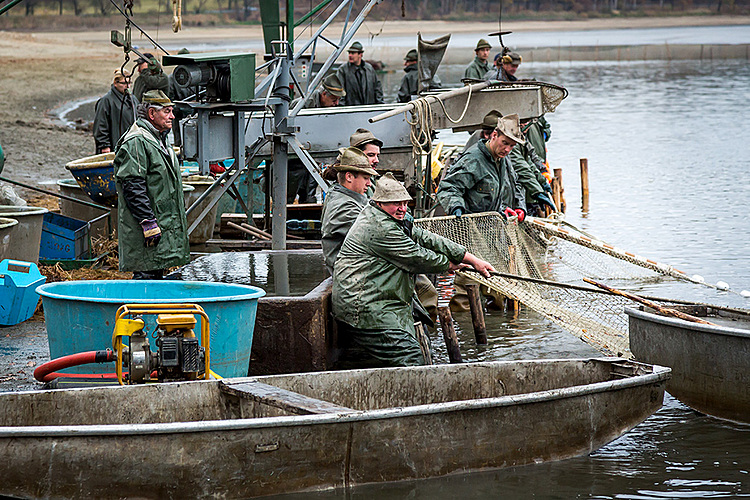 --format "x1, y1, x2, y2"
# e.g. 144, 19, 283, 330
0, 358, 668, 499
627, 305, 750, 424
